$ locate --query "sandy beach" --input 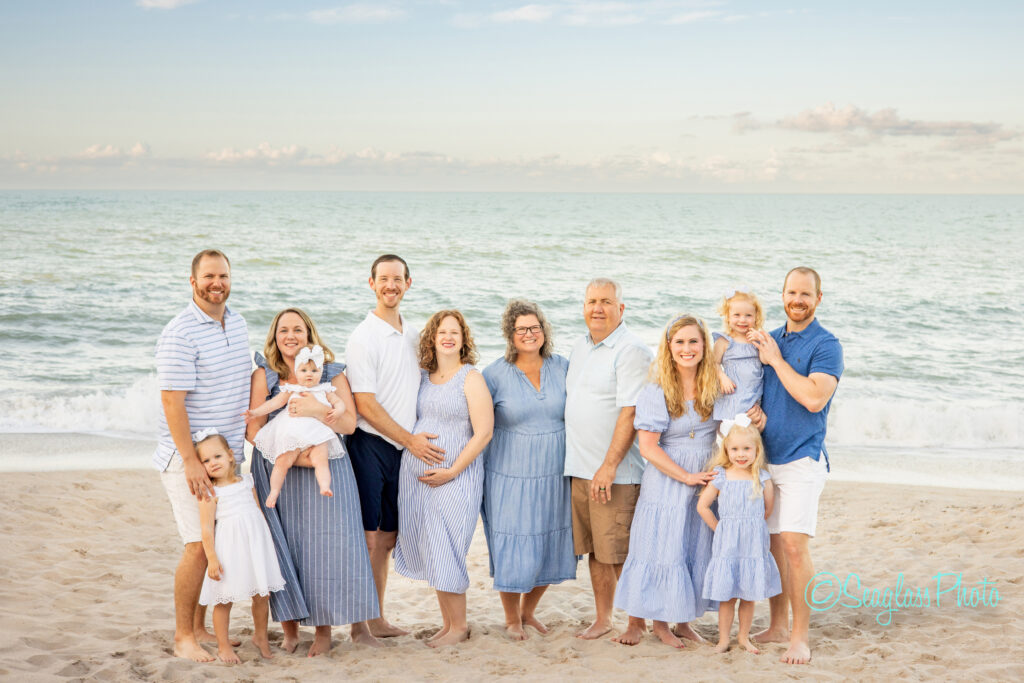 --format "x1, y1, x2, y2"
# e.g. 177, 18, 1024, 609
1, 437, 1022, 681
